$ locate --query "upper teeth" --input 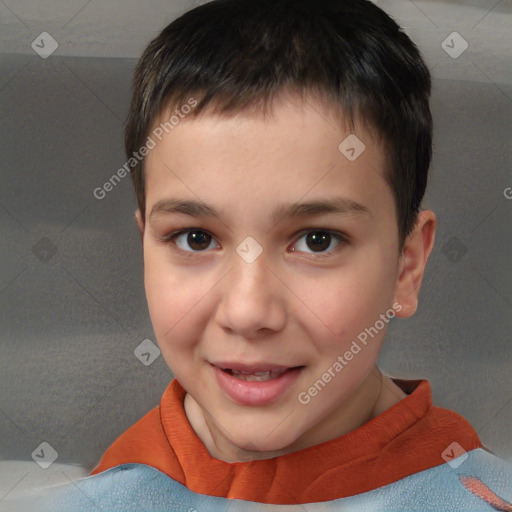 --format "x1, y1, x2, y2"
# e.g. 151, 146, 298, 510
231, 370, 272, 375
229, 368, 288, 382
